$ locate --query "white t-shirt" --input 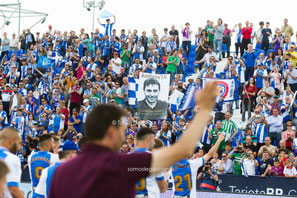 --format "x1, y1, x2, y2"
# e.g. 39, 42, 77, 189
111, 57, 122, 74
160, 33, 170, 47
283, 166, 297, 176
242, 158, 256, 176
10, 38, 19, 48
0, 146, 22, 198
